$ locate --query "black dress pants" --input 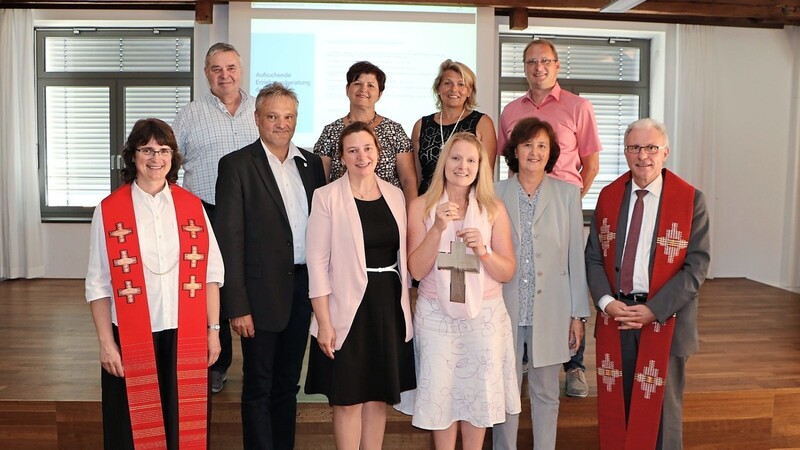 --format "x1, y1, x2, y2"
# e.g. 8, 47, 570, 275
240, 266, 311, 450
